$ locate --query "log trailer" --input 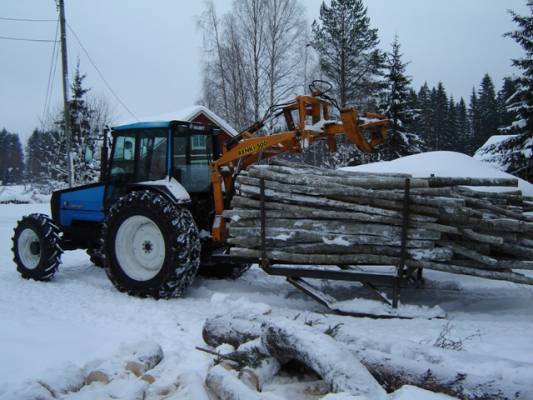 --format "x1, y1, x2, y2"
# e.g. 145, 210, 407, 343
11, 82, 390, 302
